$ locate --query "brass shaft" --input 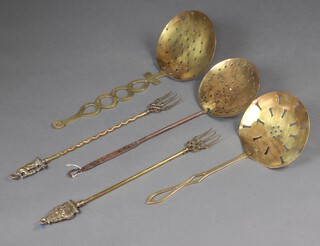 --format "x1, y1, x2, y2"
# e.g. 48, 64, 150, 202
77, 148, 189, 207
46, 110, 149, 163
75, 110, 206, 175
